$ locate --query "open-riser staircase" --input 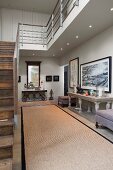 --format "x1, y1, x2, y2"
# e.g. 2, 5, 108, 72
0, 41, 15, 170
